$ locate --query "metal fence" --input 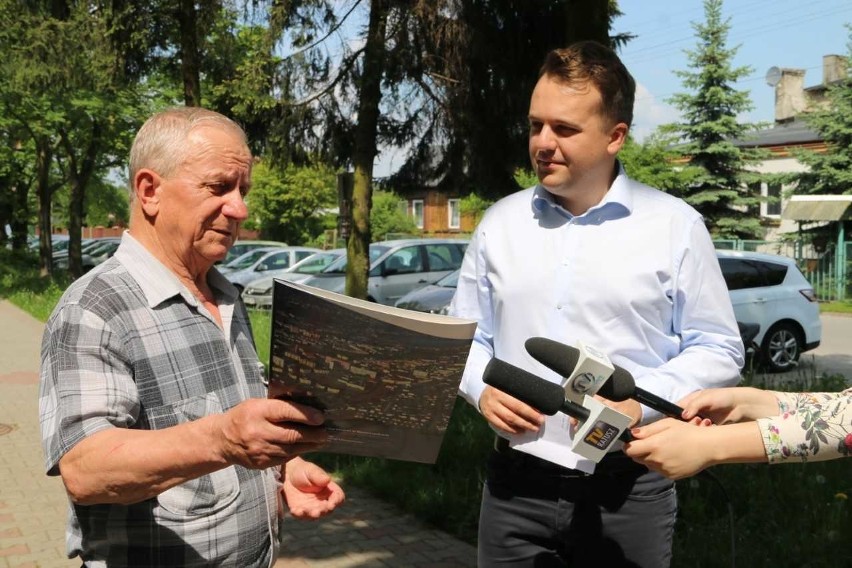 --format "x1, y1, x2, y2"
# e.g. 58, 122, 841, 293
714, 239, 852, 302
